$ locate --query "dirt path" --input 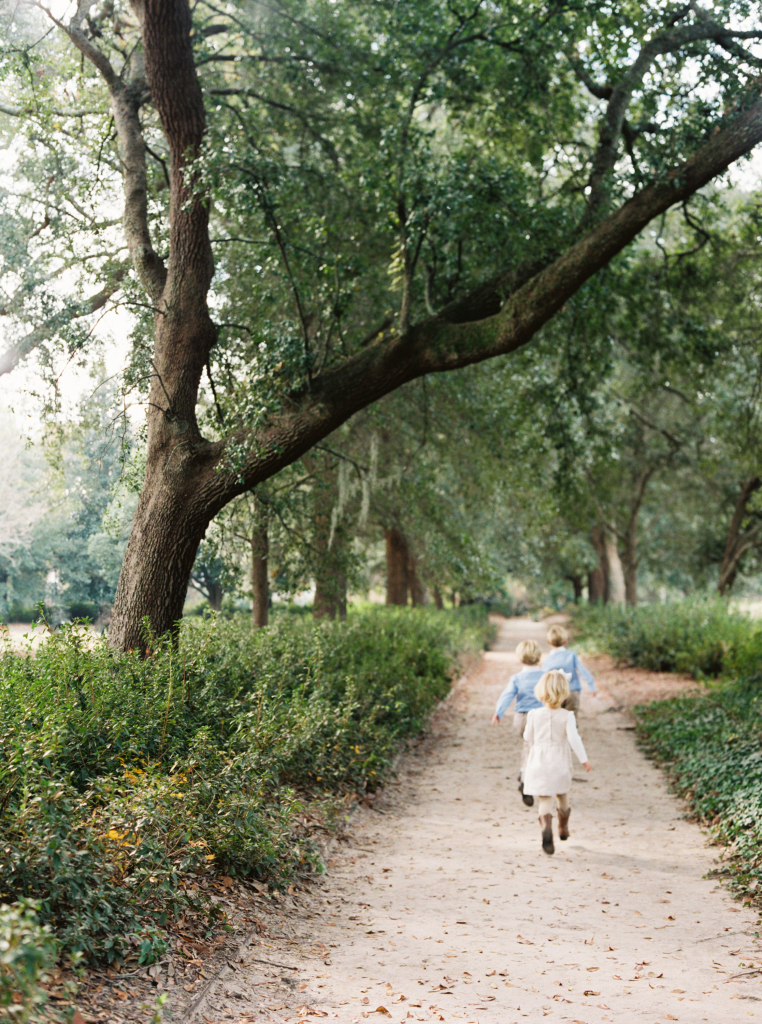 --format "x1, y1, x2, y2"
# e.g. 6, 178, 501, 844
190, 617, 762, 1024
